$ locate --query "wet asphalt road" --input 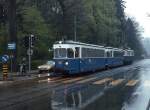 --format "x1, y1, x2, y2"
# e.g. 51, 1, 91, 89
0, 59, 150, 110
